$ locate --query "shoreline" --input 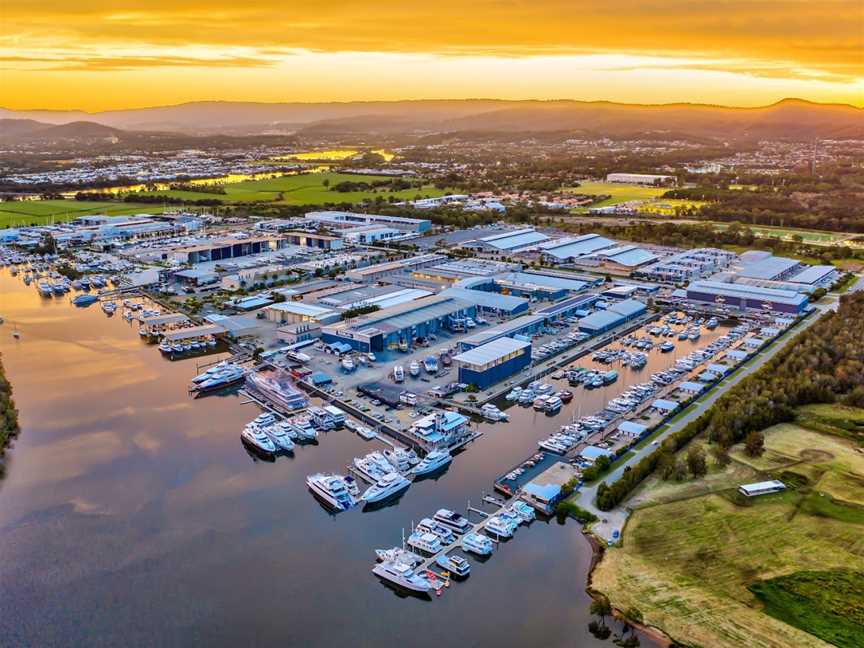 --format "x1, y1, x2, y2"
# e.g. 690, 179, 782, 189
583, 526, 674, 648
0, 352, 21, 475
